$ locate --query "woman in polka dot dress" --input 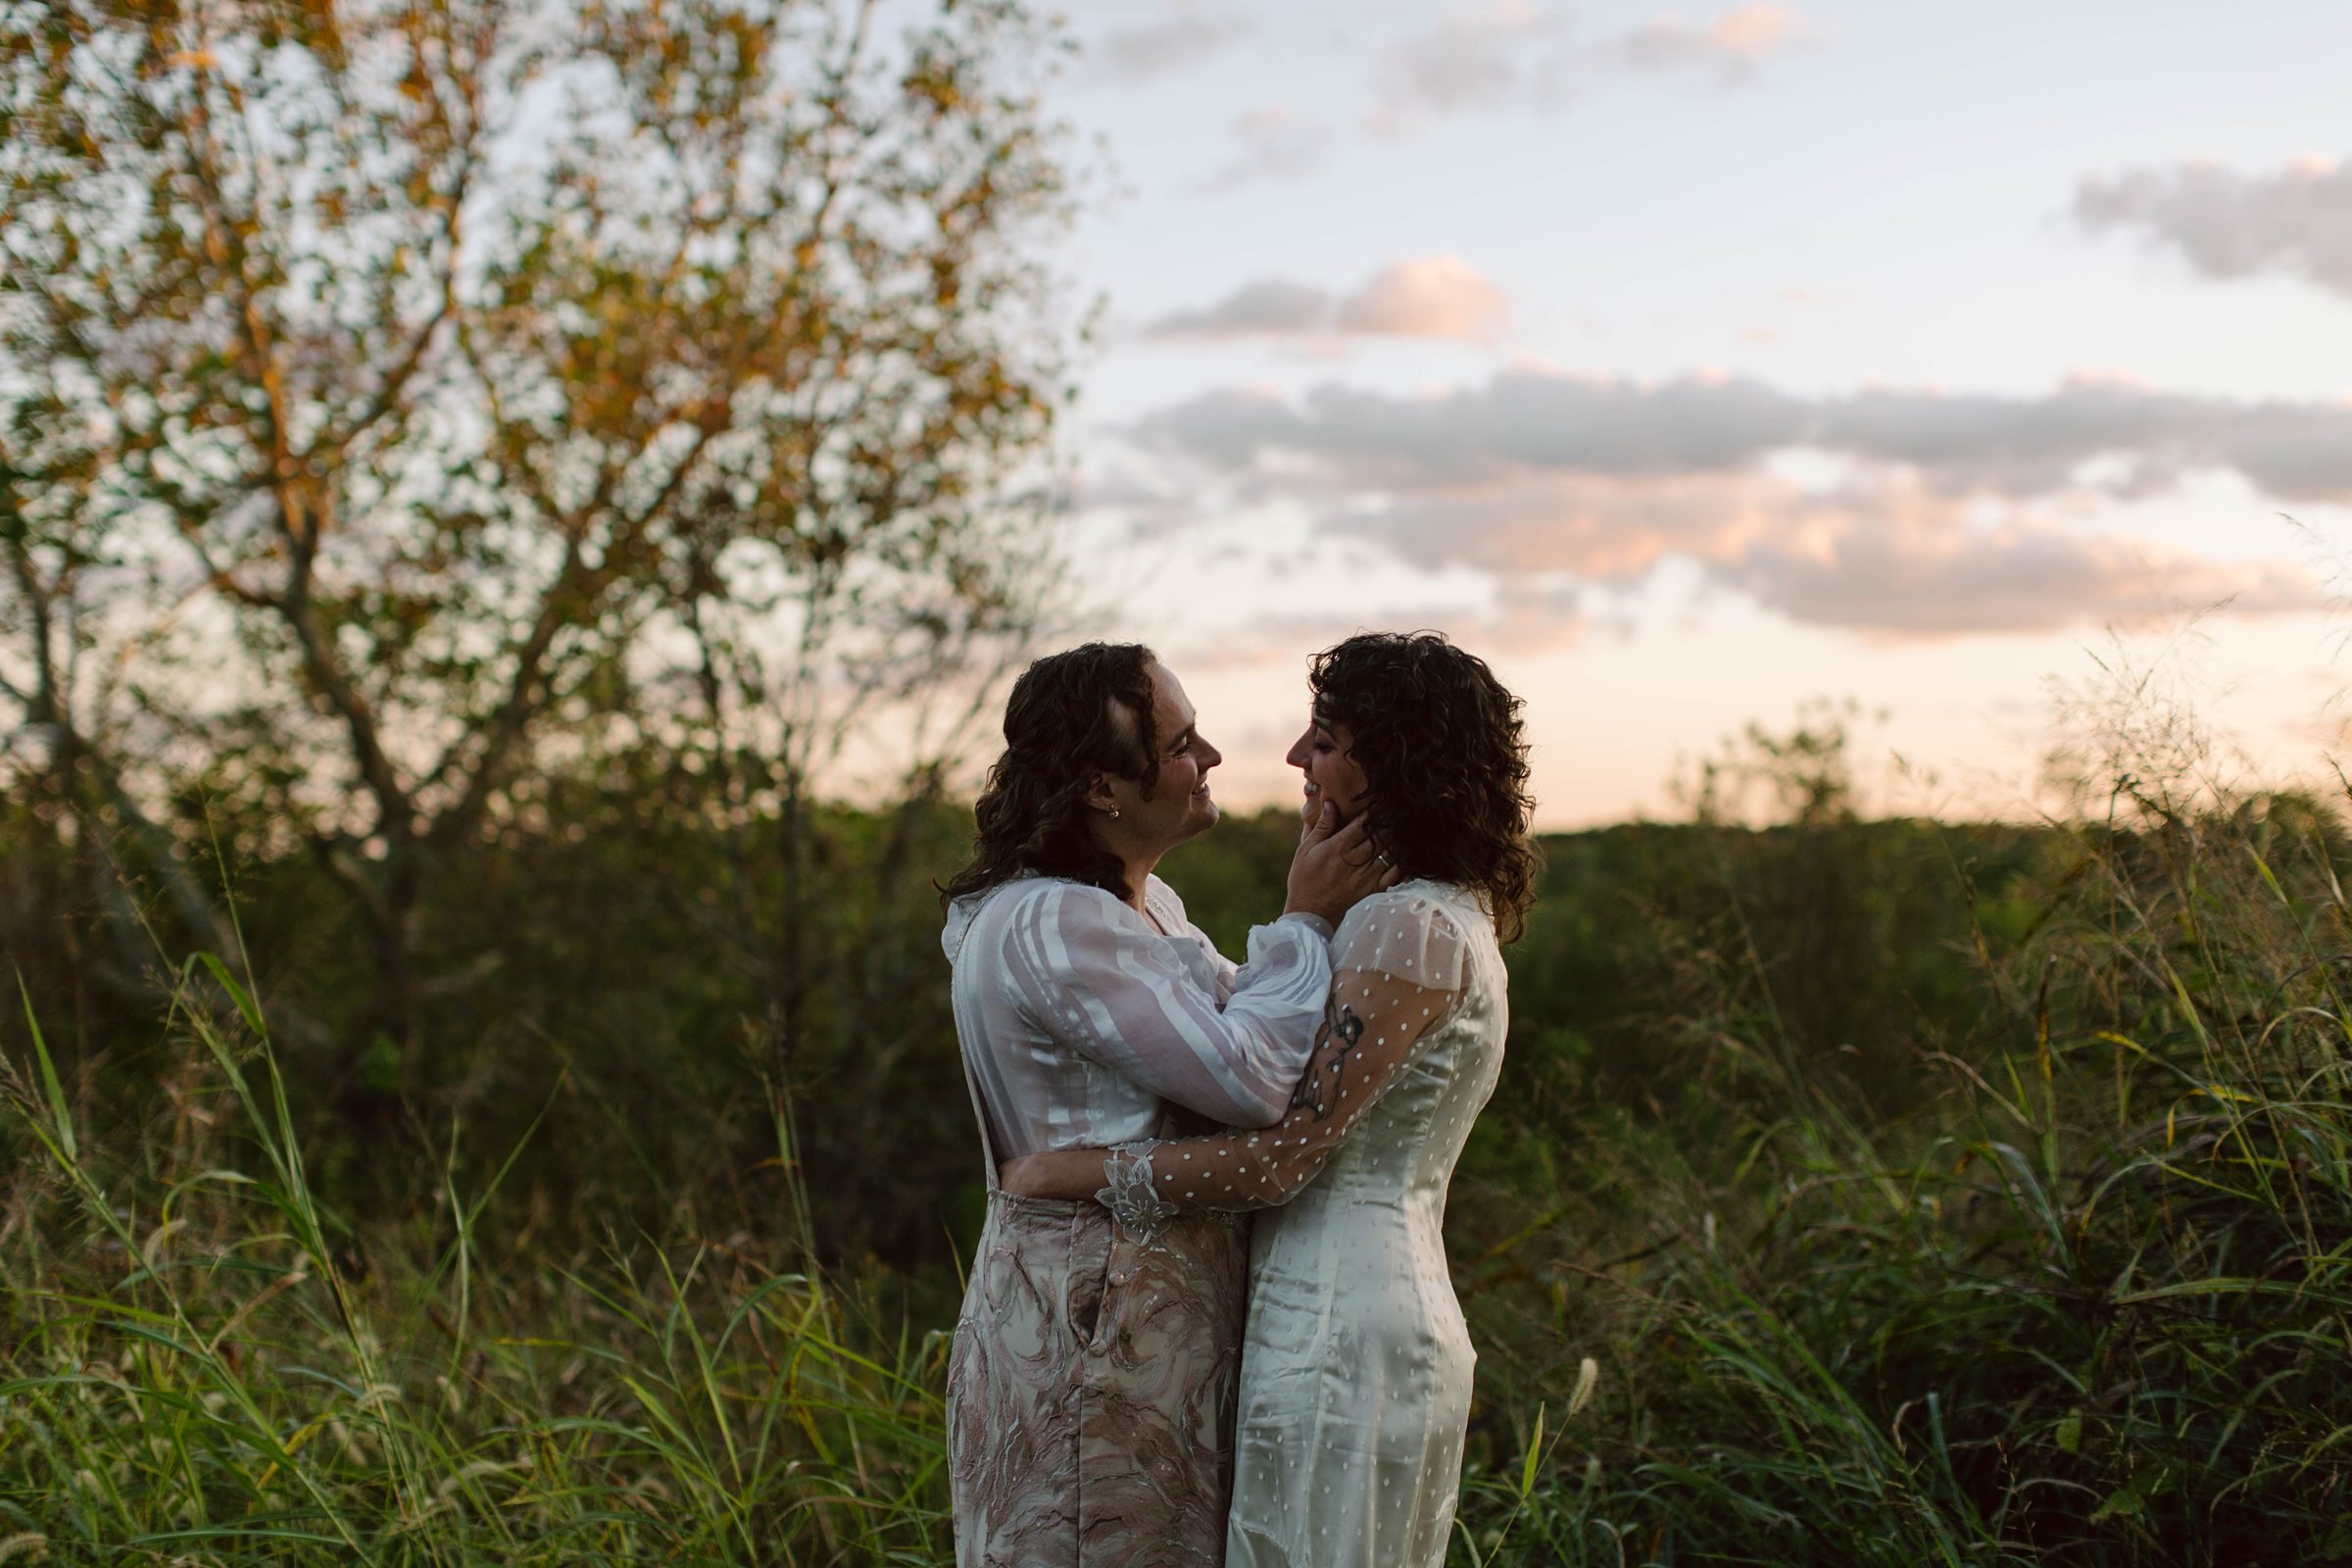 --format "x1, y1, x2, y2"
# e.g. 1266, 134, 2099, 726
1003, 631, 1540, 1568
